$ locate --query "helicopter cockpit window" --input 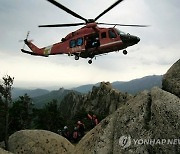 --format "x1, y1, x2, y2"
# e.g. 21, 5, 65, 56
70, 40, 76, 48
77, 38, 83, 46
115, 28, 126, 36
108, 29, 117, 38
